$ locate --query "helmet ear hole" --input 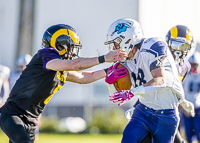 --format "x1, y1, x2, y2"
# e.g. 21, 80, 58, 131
42, 39, 50, 48
56, 42, 64, 51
